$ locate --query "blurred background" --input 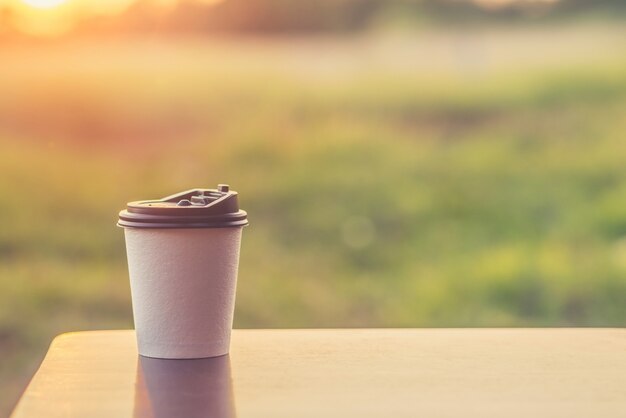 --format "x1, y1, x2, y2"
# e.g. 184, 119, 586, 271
1, 0, 626, 413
